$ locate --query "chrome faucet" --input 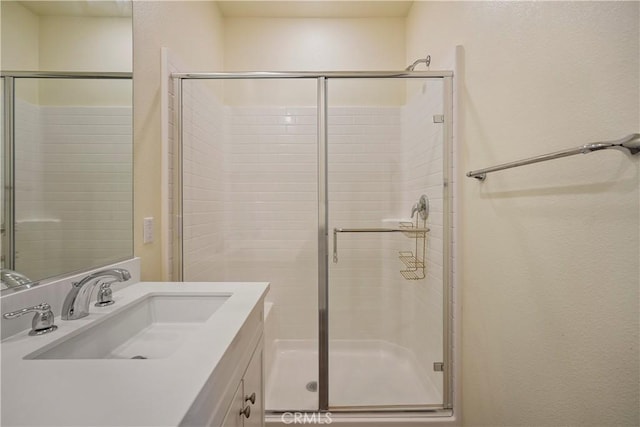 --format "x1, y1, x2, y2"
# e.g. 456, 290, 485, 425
61, 268, 131, 320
